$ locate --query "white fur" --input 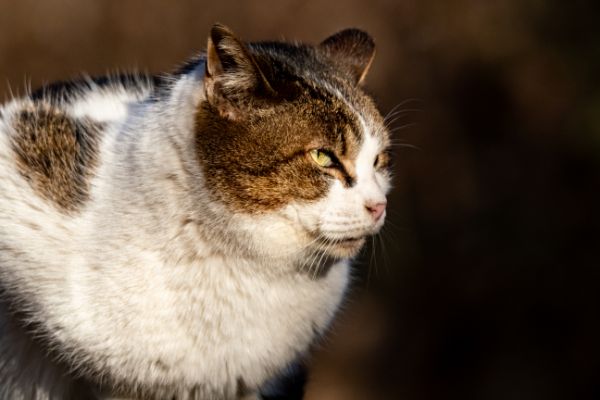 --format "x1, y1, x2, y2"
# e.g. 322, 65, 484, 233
0, 61, 389, 399
67, 79, 154, 122
69, 91, 137, 121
